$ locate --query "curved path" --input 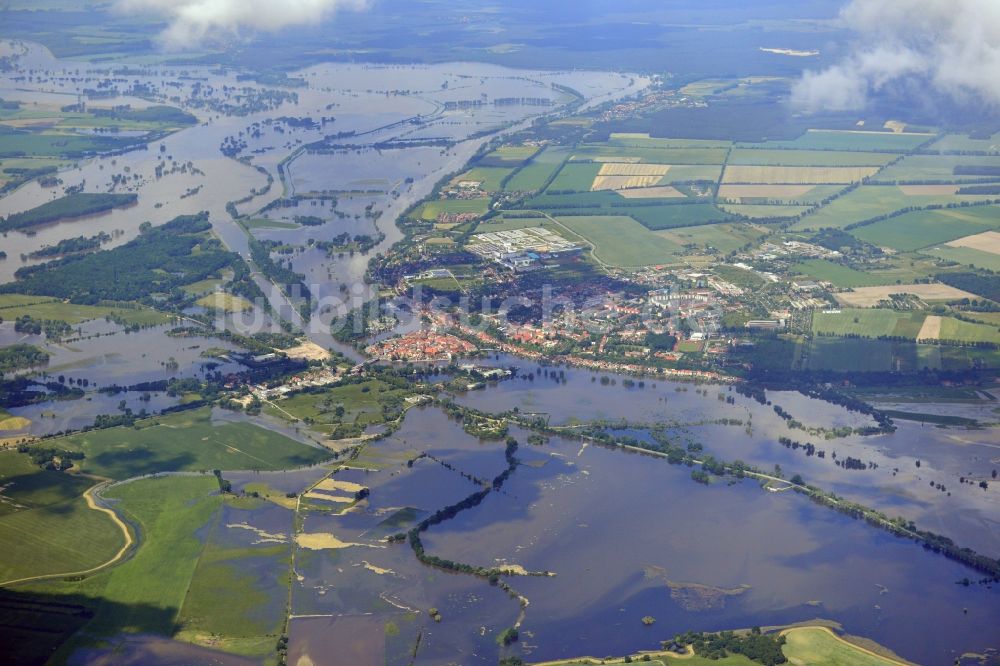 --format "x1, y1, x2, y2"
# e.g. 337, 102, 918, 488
0, 481, 133, 588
